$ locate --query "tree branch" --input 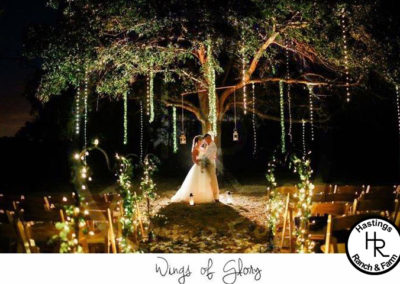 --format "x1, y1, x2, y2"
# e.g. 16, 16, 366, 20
162, 98, 204, 123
